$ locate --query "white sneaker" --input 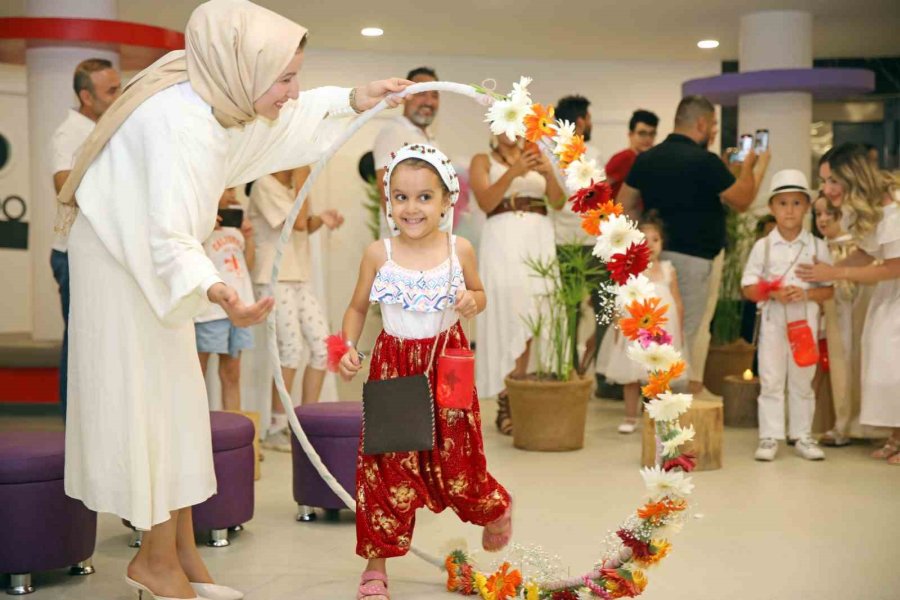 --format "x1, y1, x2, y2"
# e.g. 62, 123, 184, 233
617, 419, 638, 434
262, 429, 292, 453
794, 437, 825, 461
755, 438, 778, 461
